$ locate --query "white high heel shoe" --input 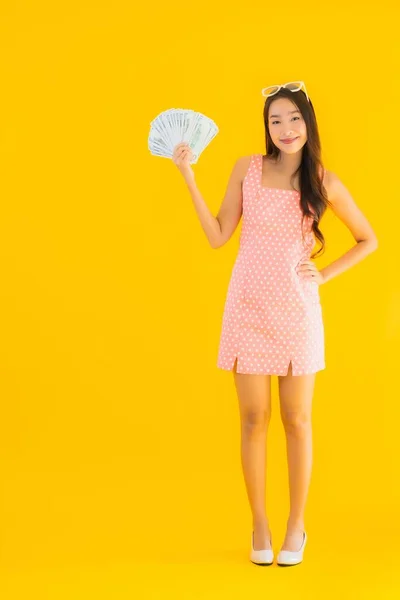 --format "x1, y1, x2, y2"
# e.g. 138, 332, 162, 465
276, 530, 307, 566
250, 531, 274, 566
